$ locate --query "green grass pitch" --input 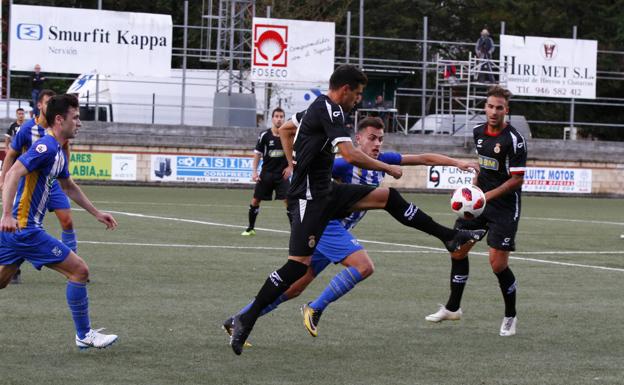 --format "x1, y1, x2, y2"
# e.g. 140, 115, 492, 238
1, 186, 623, 385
